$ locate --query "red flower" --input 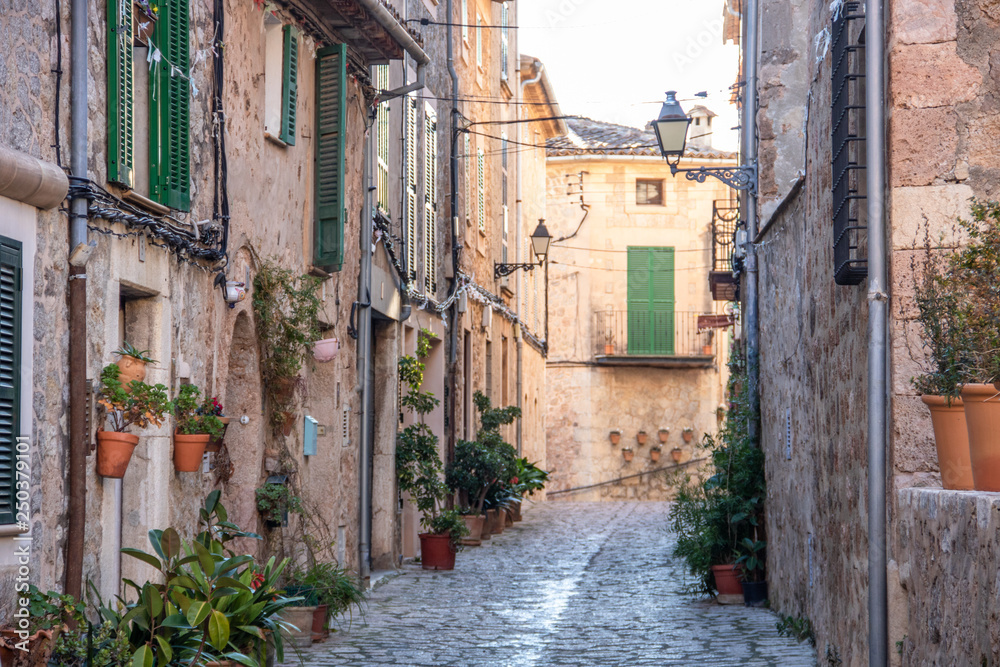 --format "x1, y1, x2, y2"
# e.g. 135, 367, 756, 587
510, 477, 518, 485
